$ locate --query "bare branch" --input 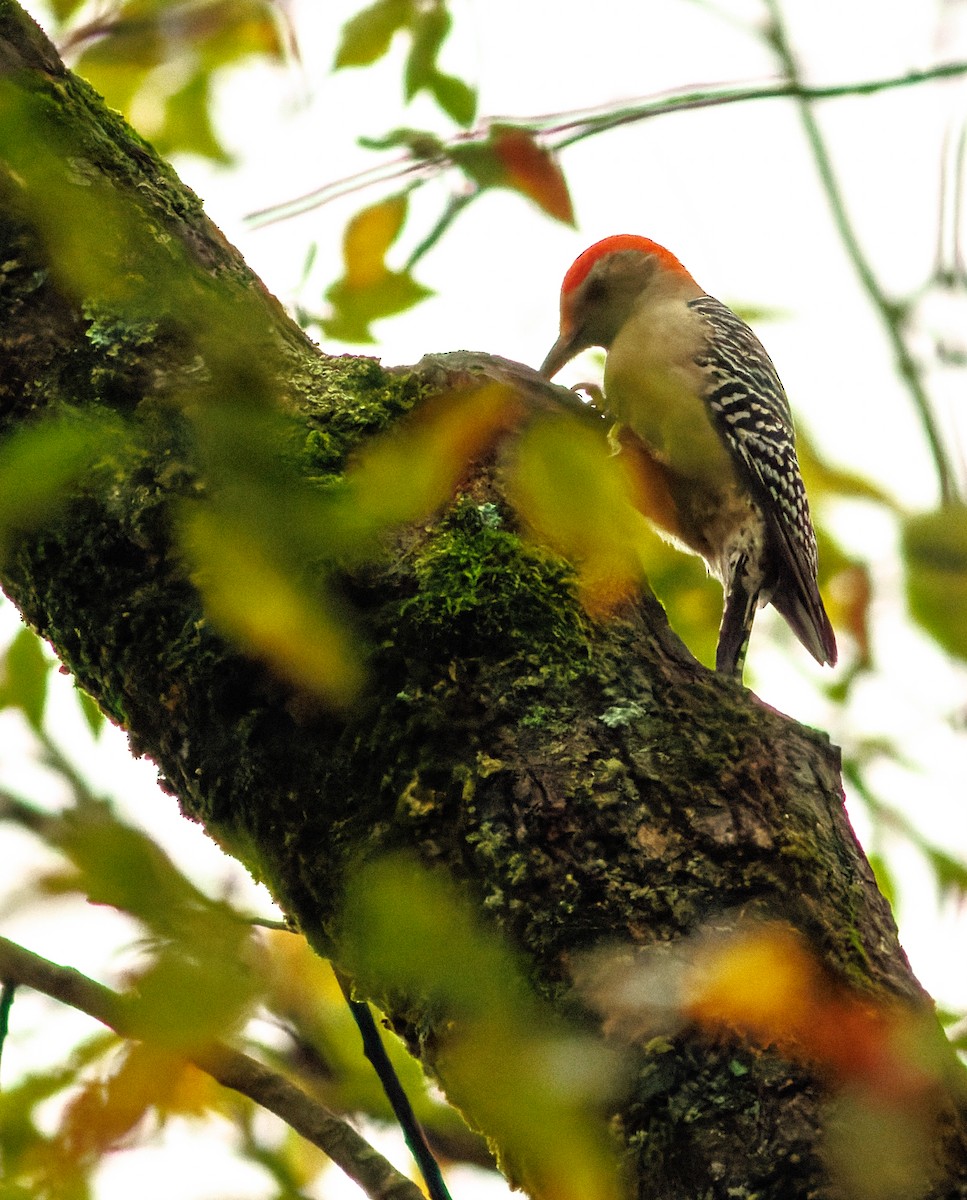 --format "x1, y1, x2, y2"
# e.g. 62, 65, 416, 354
0, 935, 428, 1200
245, 60, 967, 228
545, 62, 967, 148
